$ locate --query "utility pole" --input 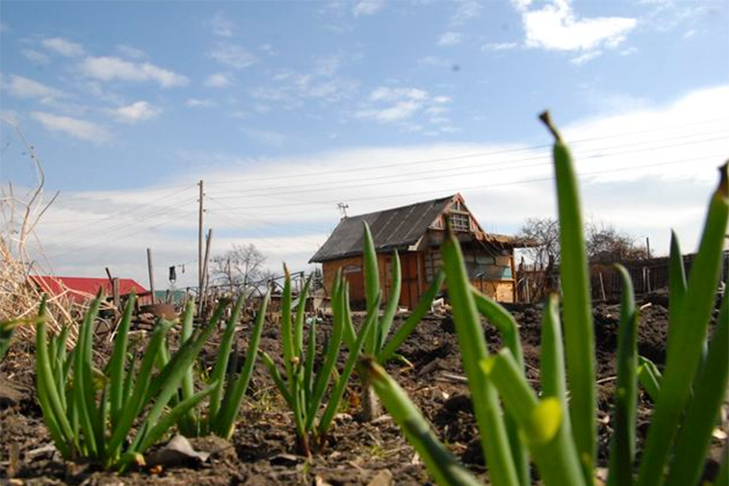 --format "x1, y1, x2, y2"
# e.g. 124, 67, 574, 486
147, 248, 156, 305
198, 229, 213, 317
198, 180, 205, 304
645, 236, 651, 259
